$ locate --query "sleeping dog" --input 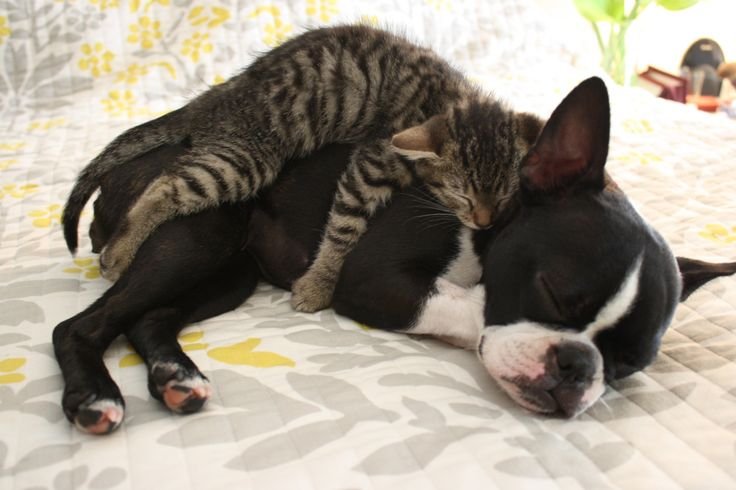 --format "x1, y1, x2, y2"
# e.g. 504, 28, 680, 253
54, 77, 736, 434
